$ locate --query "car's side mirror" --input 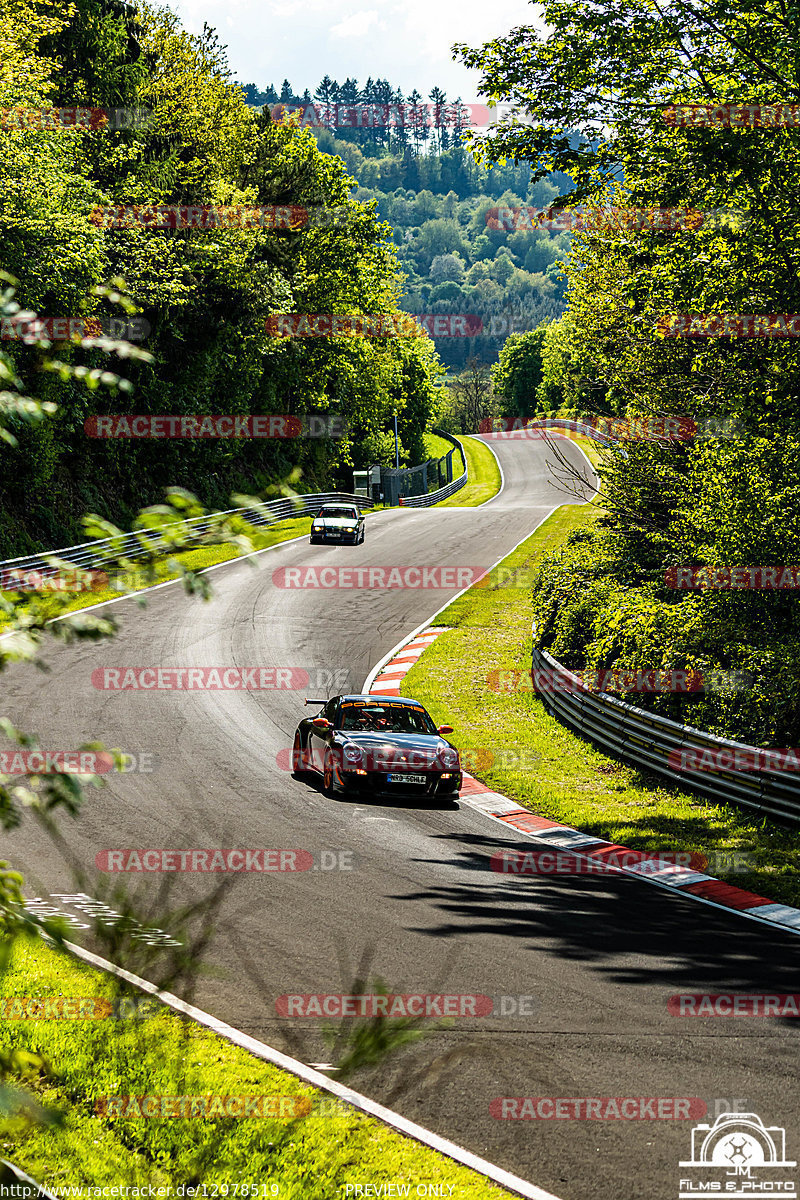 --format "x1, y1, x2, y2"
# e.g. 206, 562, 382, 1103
312, 717, 332, 731
438, 724, 454, 735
